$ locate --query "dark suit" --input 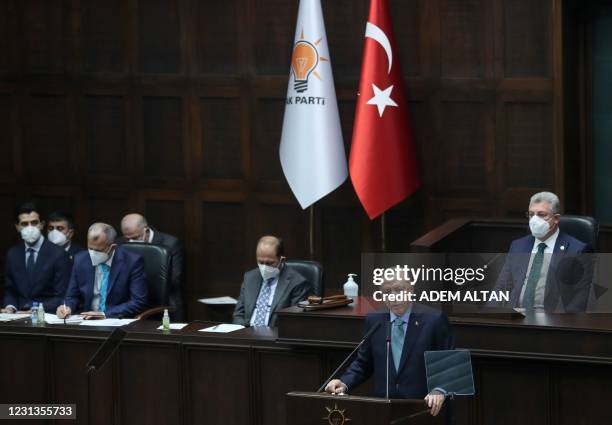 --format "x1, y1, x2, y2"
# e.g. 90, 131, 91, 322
118, 229, 185, 320
492, 231, 592, 312
3, 239, 71, 311
66, 242, 86, 262
65, 247, 148, 318
341, 304, 454, 399
233, 266, 312, 327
